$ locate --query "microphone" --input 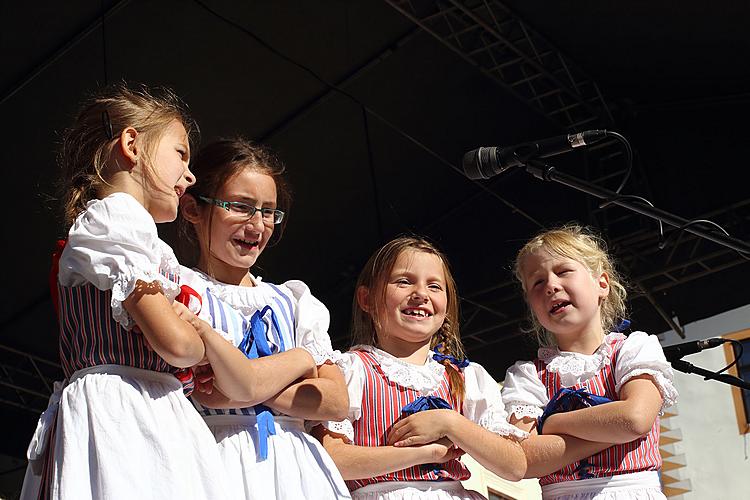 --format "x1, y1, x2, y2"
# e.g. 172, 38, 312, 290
662, 338, 725, 362
463, 130, 608, 180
